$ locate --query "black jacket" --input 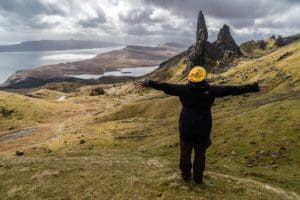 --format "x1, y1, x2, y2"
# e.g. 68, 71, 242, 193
144, 80, 260, 143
